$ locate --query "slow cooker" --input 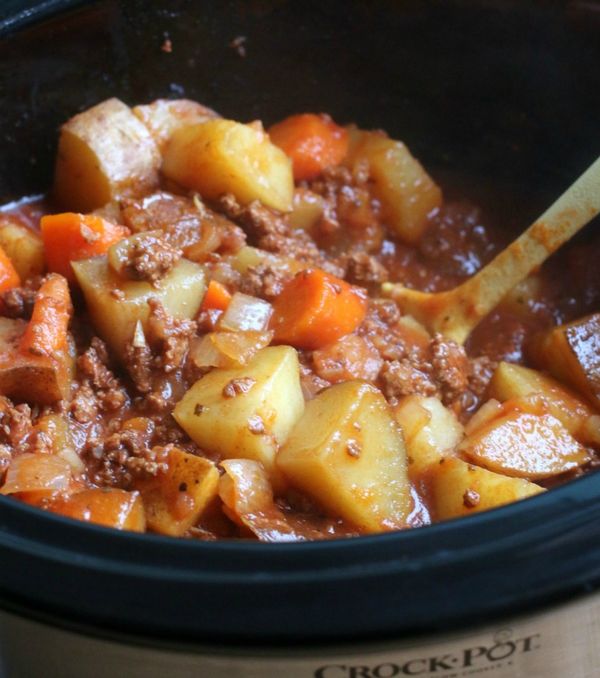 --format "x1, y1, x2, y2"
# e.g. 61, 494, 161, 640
0, 1, 599, 676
